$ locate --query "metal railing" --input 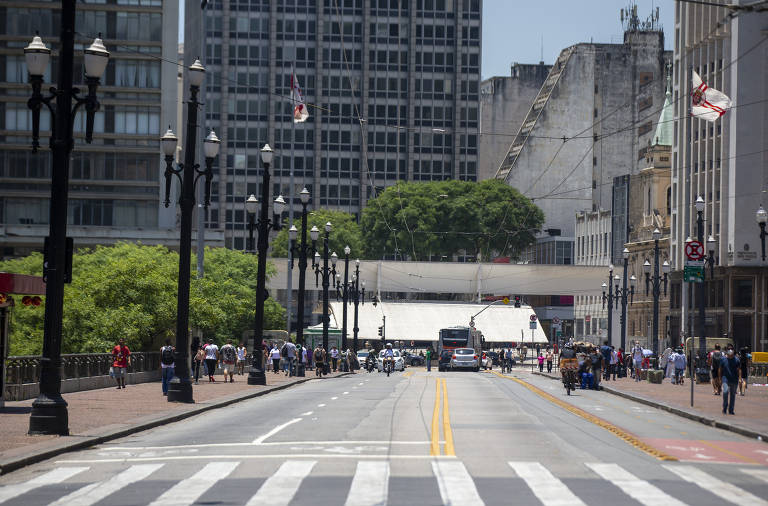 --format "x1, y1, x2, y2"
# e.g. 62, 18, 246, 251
5, 352, 160, 386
